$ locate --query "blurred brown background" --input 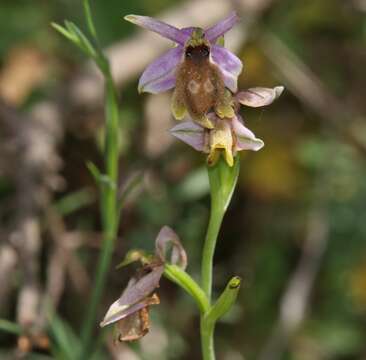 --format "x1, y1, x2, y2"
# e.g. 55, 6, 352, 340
1, 0, 366, 359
